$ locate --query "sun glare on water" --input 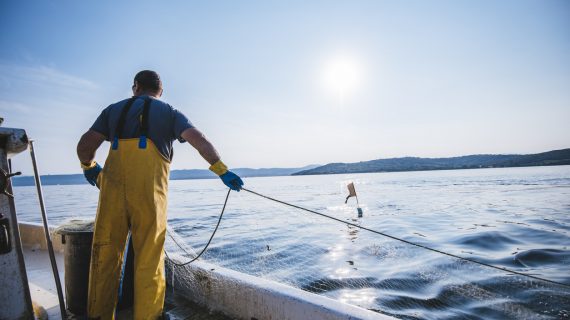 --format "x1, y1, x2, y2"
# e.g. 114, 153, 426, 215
321, 55, 363, 104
